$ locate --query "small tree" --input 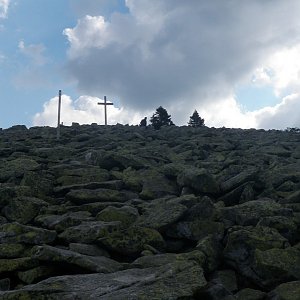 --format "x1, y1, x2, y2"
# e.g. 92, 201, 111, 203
150, 106, 174, 129
188, 110, 205, 127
